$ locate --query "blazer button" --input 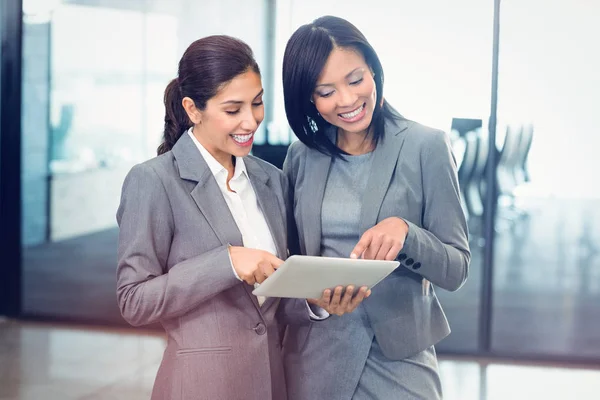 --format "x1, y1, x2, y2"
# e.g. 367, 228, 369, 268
405, 258, 414, 266
412, 262, 422, 270
253, 323, 267, 335
397, 253, 408, 261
